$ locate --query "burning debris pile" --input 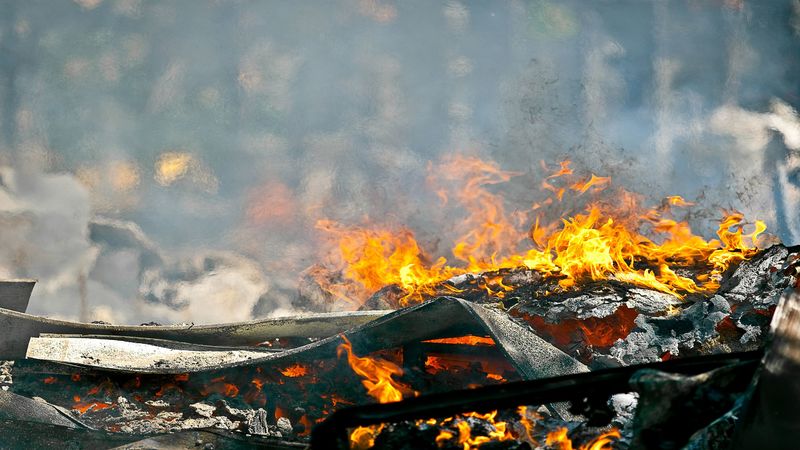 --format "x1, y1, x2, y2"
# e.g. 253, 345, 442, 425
0, 159, 798, 449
